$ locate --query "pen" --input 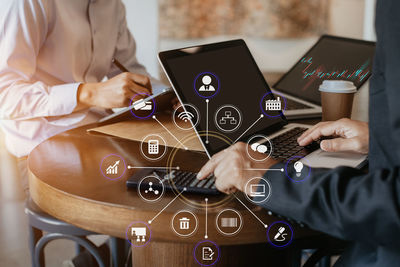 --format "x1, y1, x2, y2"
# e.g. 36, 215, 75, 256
112, 58, 129, 73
